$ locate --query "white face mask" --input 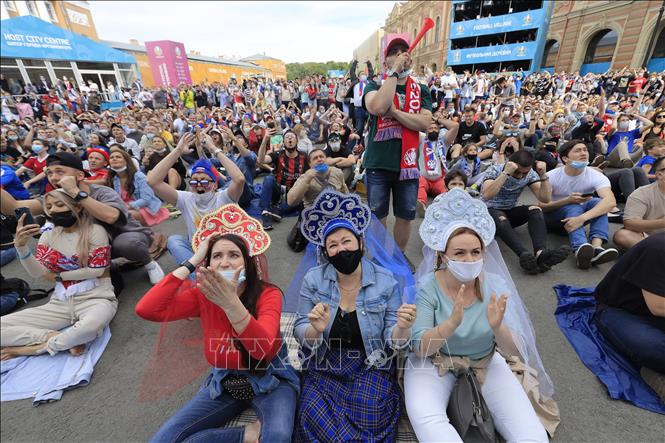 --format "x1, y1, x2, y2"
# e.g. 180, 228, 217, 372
618, 121, 629, 131
555, 117, 565, 125
111, 166, 127, 173
193, 190, 216, 207
398, 68, 412, 79
445, 257, 484, 282
217, 268, 246, 284
329, 141, 341, 152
